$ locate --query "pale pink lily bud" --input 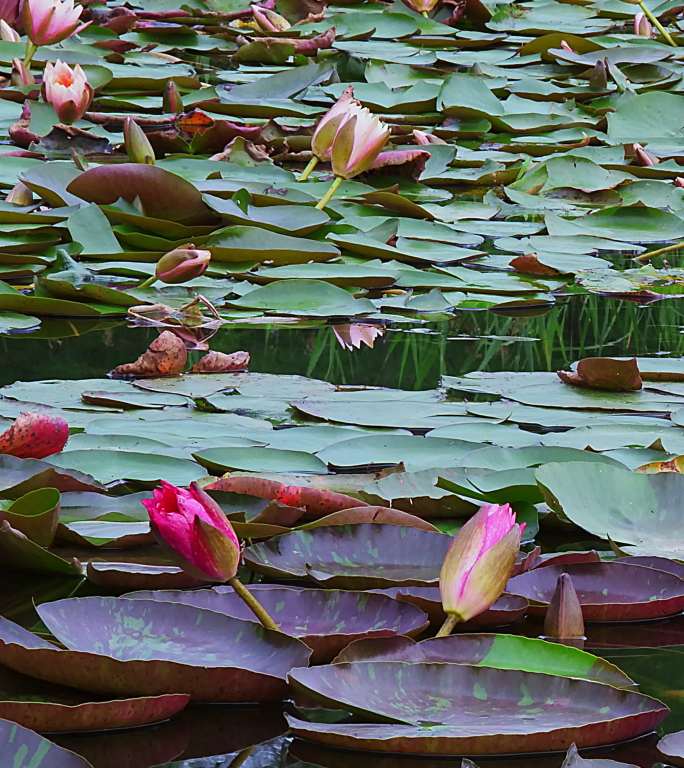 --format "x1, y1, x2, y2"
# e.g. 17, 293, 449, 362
0, 19, 19, 41
0, 412, 69, 459
142, 481, 241, 582
439, 503, 524, 623
24, 0, 87, 46
333, 323, 384, 351
413, 129, 446, 145
675, 177, 684, 188
331, 107, 391, 179
311, 86, 359, 162
634, 11, 652, 37
42, 60, 93, 124
124, 117, 155, 164
252, 5, 290, 32
559, 39, 574, 52
403, 0, 440, 11
156, 245, 211, 284
632, 142, 657, 167
12, 57, 34, 87
544, 573, 585, 640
